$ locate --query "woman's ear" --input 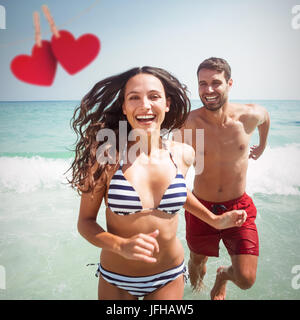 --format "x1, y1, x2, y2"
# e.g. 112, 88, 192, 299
165, 97, 171, 112
122, 103, 127, 115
